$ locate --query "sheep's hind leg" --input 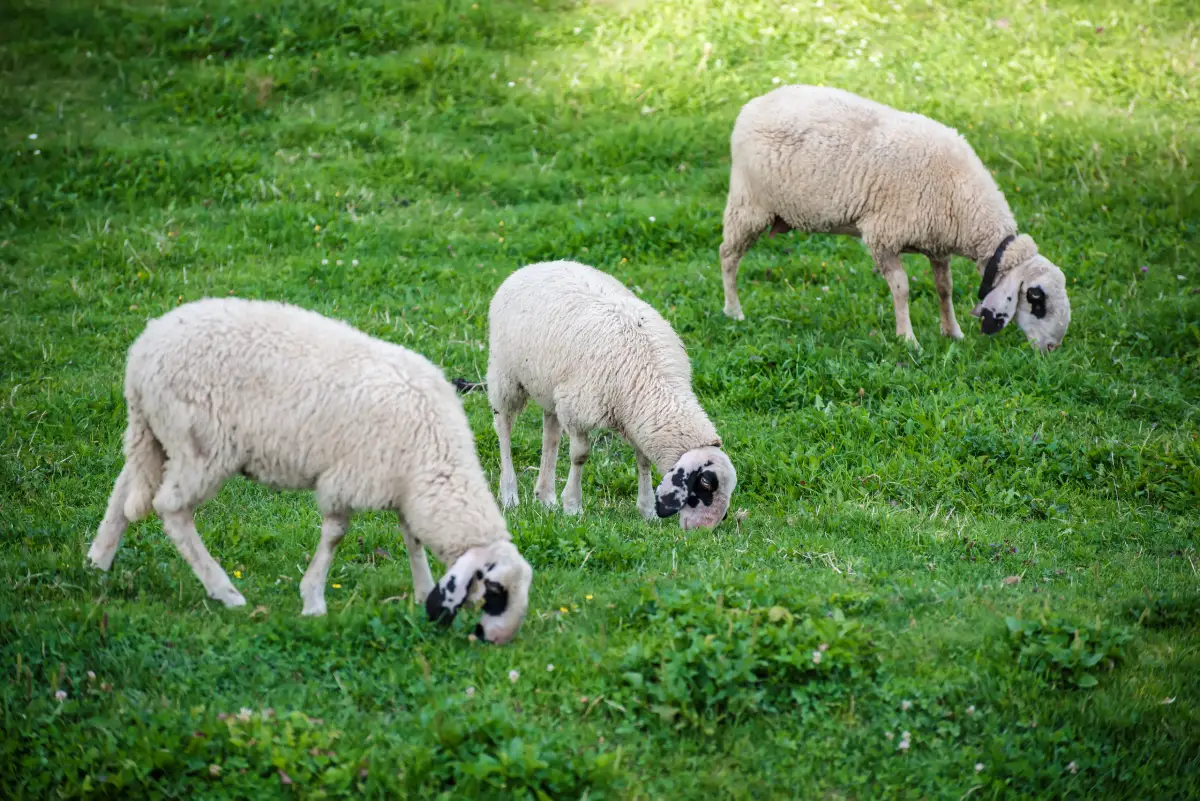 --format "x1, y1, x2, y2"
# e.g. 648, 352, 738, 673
719, 174, 774, 320
532, 409, 563, 508
397, 524, 434, 604
153, 462, 244, 607
561, 430, 590, 516
493, 409, 520, 508
634, 448, 656, 521
300, 512, 349, 616
873, 250, 919, 347
87, 464, 136, 571
929, 256, 963, 340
